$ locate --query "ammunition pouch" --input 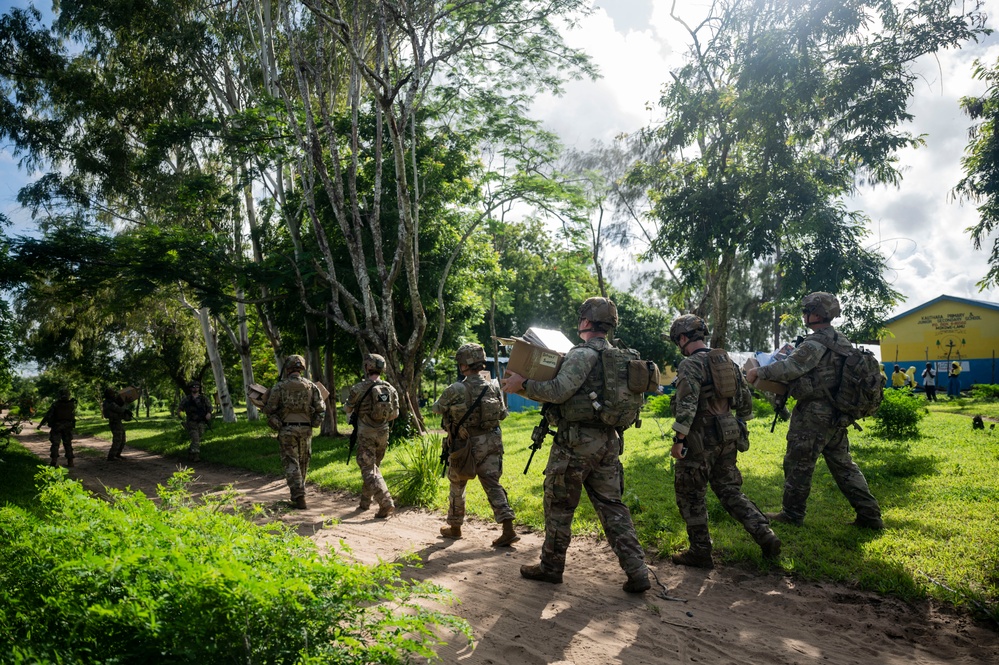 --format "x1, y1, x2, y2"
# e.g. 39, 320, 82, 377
715, 415, 741, 445
267, 415, 283, 431
736, 419, 750, 453
559, 393, 599, 424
